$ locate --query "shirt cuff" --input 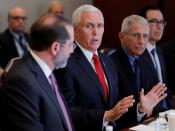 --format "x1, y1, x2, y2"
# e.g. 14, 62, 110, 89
136, 103, 146, 122
103, 115, 109, 130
